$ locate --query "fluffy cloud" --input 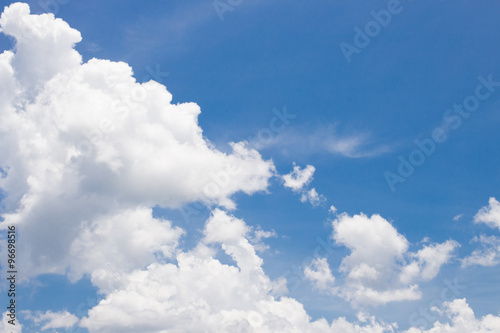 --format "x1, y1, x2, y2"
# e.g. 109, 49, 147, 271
248, 227, 277, 253
329, 314, 396, 333
462, 235, 500, 267
304, 257, 335, 291
300, 188, 326, 207
24, 310, 78, 330
1, 4, 499, 333
405, 298, 500, 333
282, 164, 325, 206
282, 164, 315, 191
401, 240, 460, 283
68, 207, 183, 293
0, 3, 274, 279
0, 311, 22, 332
326, 213, 458, 306
462, 198, 500, 267
474, 197, 500, 230
80, 210, 396, 333
81, 209, 477, 333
